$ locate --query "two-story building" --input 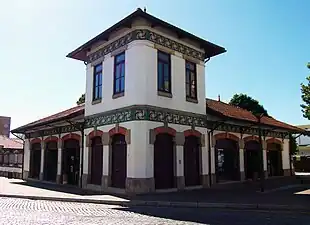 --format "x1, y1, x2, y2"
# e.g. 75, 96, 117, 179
11, 8, 303, 194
